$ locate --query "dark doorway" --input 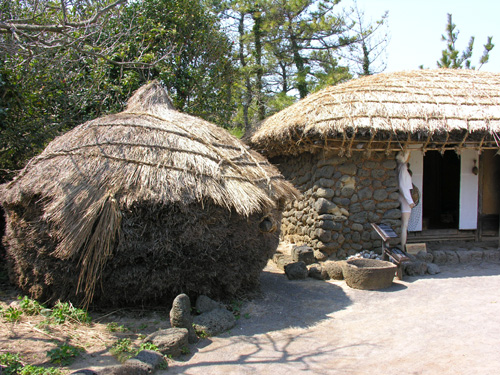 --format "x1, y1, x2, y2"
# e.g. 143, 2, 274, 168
423, 150, 461, 229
